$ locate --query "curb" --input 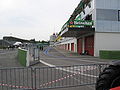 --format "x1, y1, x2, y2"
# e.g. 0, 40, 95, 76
29, 60, 40, 66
